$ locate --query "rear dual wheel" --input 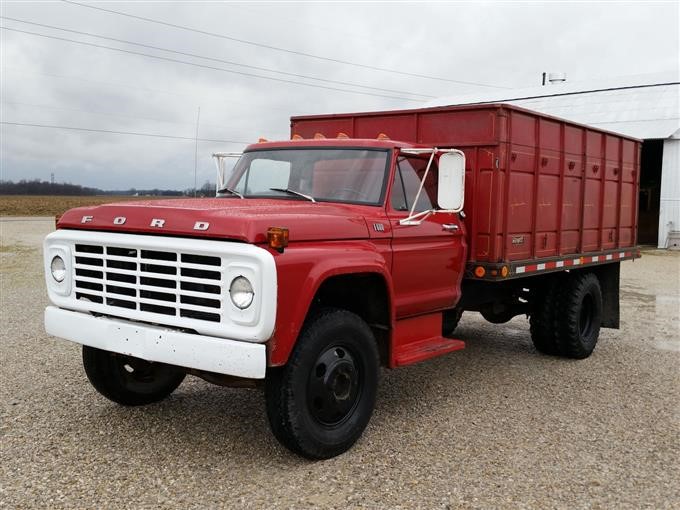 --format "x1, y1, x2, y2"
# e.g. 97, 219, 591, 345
265, 308, 380, 460
442, 307, 463, 336
530, 272, 603, 359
